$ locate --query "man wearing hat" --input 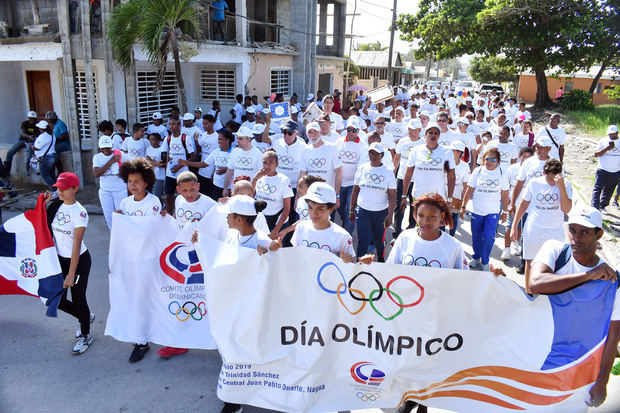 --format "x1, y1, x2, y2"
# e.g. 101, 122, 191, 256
5, 110, 38, 175
591, 125, 620, 213
535, 113, 566, 163
241, 107, 256, 130
529, 206, 619, 408
316, 113, 340, 144
182, 113, 202, 142
193, 107, 204, 132
146, 112, 168, 139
